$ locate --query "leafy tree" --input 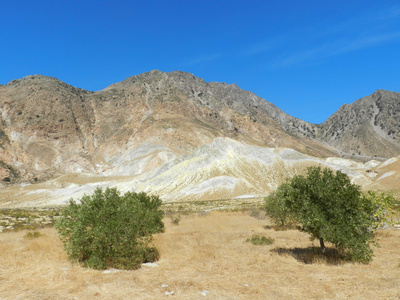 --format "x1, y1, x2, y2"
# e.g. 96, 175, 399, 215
55, 187, 164, 270
267, 166, 389, 263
